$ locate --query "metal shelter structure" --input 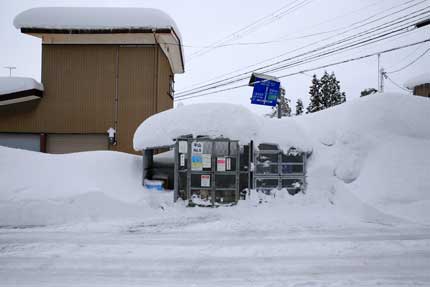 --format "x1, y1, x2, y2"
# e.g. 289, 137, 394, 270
174, 136, 244, 206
